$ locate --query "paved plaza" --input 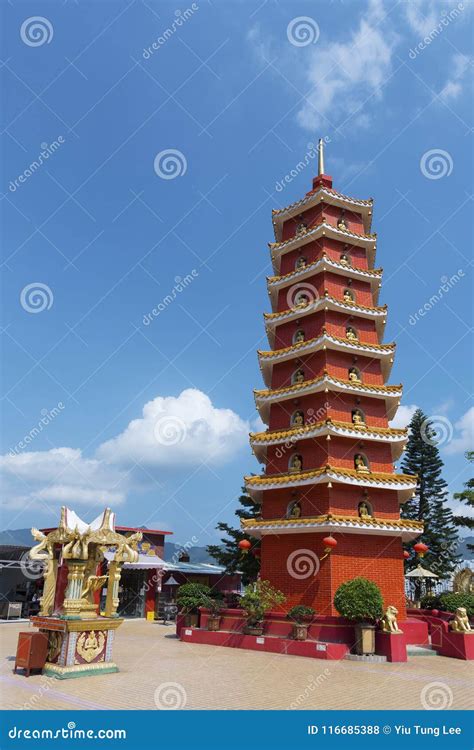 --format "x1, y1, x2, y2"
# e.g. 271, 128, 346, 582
1, 620, 472, 711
